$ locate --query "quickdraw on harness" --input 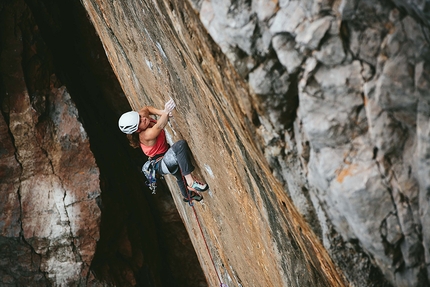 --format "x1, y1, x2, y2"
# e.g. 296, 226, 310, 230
142, 156, 163, 194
